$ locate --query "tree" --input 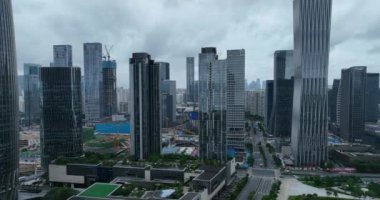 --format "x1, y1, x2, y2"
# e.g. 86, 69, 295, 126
333, 190, 338, 197
43, 187, 79, 200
